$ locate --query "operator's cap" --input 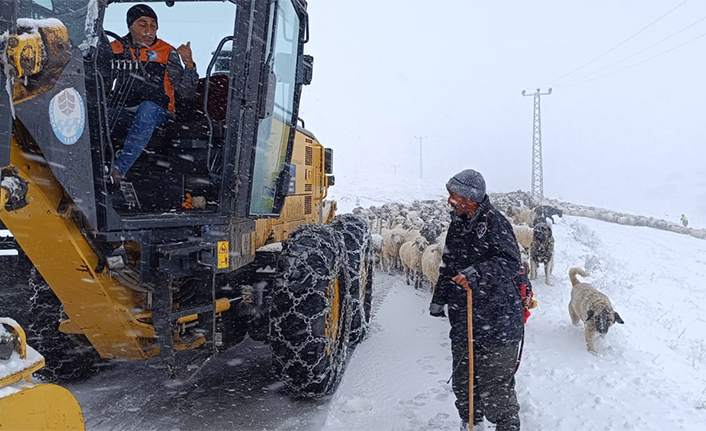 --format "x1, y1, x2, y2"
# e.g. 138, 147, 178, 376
446, 169, 486, 203
127, 4, 158, 28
